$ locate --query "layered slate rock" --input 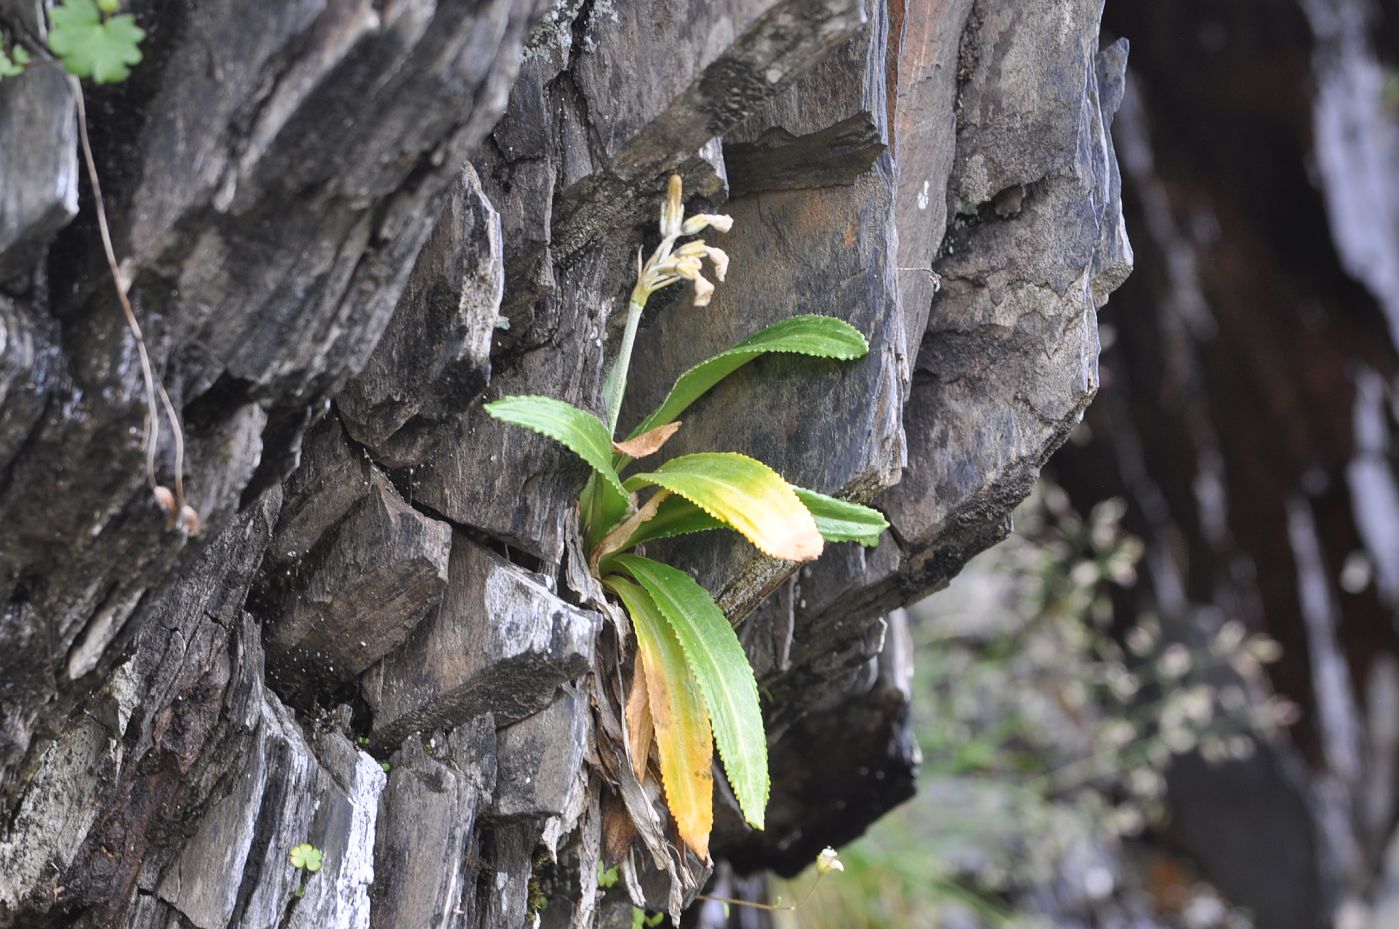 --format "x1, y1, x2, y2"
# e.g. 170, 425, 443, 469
362, 537, 601, 747
370, 724, 495, 929
0, 0, 1132, 926
338, 165, 505, 464
267, 471, 452, 678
